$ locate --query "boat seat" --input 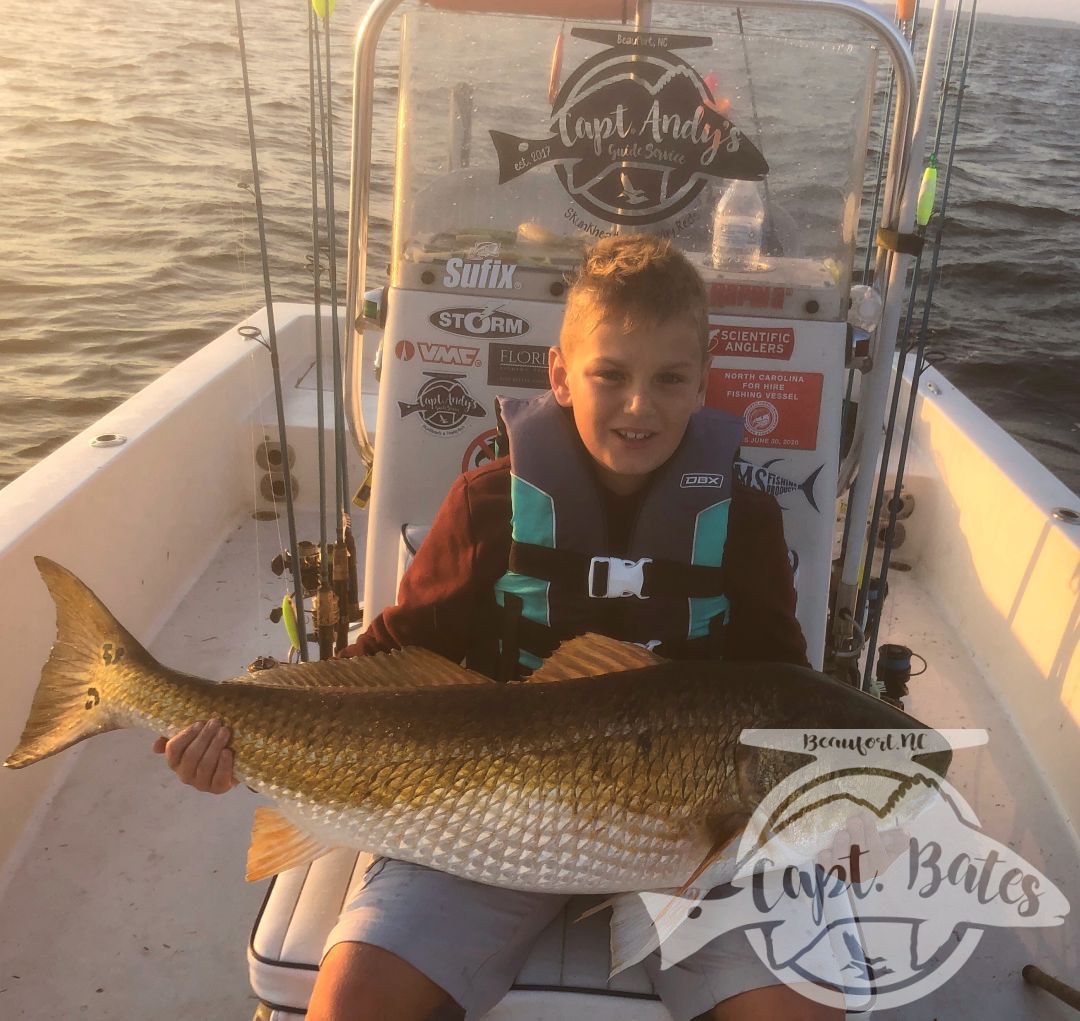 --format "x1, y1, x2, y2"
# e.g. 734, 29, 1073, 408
248, 850, 671, 1018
